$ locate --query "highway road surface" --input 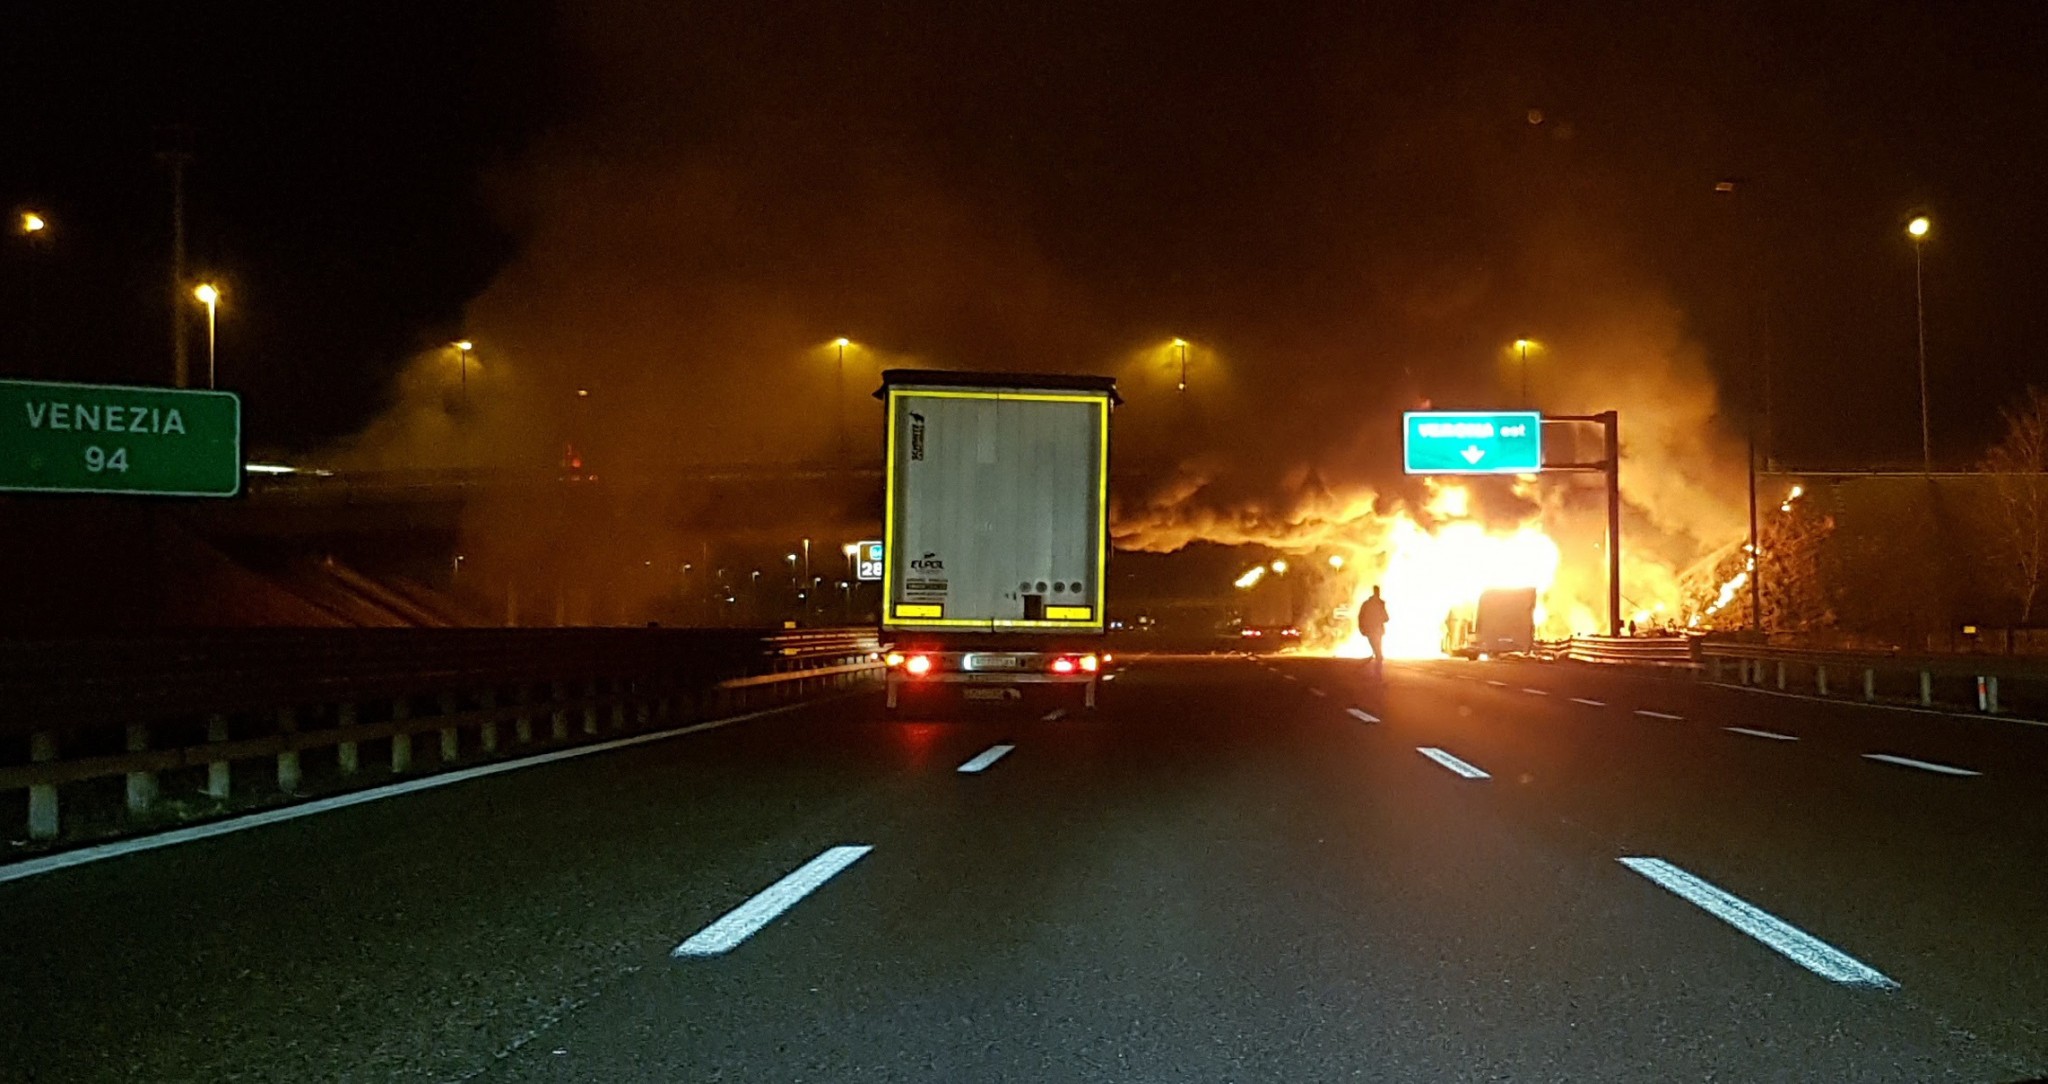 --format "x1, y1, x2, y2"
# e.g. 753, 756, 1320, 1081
4, 655, 2047, 1082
